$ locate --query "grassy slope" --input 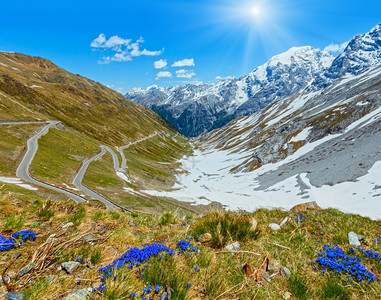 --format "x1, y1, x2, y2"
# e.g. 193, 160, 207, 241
29, 128, 99, 188
82, 148, 198, 215
0, 124, 42, 175
0, 190, 380, 299
123, 134, 192, 191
